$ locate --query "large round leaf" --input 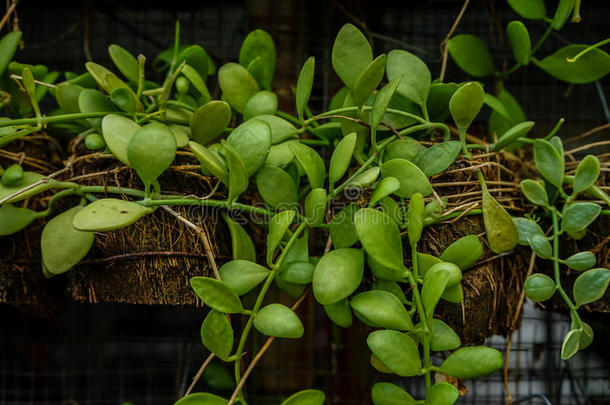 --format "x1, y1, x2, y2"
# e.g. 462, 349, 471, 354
78, 88, 117, 131
41, 206, 94, 275
439, 235, 483, 271
331, 23, 373, 88
72, 198, 150, 231
256, 165, 298, 208
313, 248, 364, 305
449, 82, 485, 135
227, 119, 272, 176
440, 346, 503, 379
534, 45, 610, 84
381, 158, 432, 198
219, 259, 270, 295
254, 303, 304, 338
351, 290, 413, 331
371, 382, 415, 405
218, 62, 259, 113
386, 50, 431, 107
201, 310, 233, 361
447, 35, 495, 77
243, 90, 278, 121
239, 29, 276, 90
190, 101, 232, 145
127, 122, 177, 186
101, 114, 141, 165
367, 330, 421, 377
354, 208, 404, 271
